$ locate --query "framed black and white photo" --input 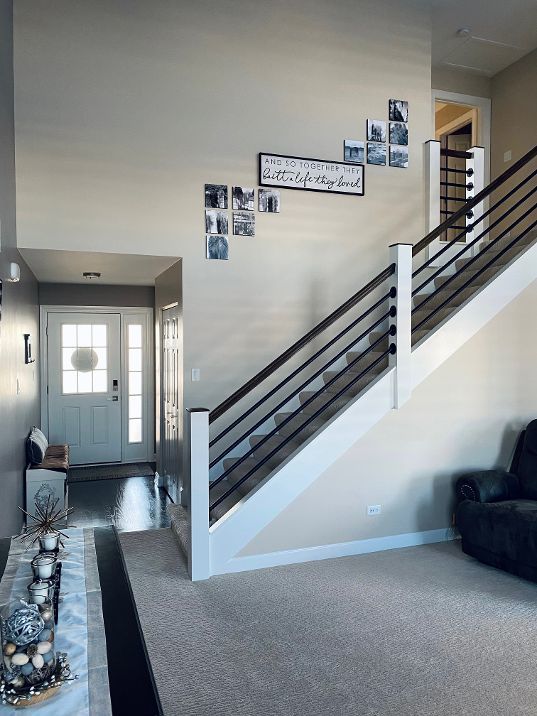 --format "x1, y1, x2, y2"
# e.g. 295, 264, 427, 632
367, 120, 386, 143
389, 122, 408, 146
204, 184, 228, 209
259, 153, 364, 196
206, 234, 229, 260
367, 142, 386, 166
389, 99, 408, 123
205, 209, 228, 235
233, 211, 255, 236
344, 139, 365, 164
389, 145, 408, 168
232, 186, 255, 211
258, 188, 280, 213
